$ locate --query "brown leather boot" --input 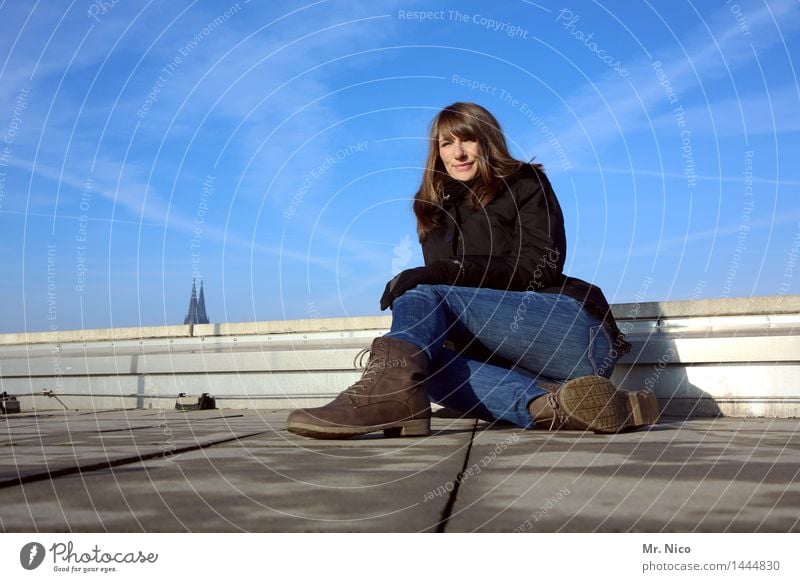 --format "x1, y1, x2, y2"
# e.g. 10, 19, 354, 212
286, 337, 431, 439
529, 376, 660, 433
